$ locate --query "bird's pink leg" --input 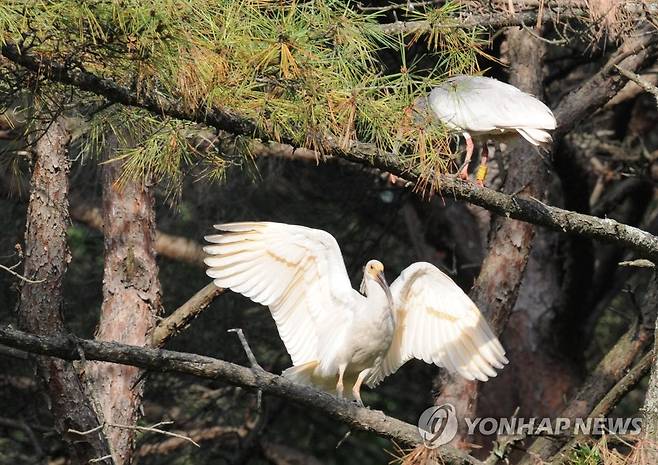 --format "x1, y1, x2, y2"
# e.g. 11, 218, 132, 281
352, 368, 371, 407
336, 363, 347, 398
459, 132, 474, 180
475, 144, 489, 187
